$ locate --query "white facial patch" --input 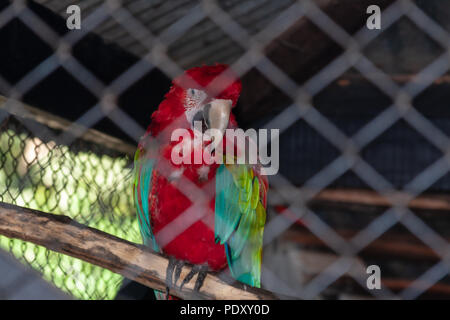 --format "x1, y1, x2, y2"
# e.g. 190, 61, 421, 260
184, 88, 208, 125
